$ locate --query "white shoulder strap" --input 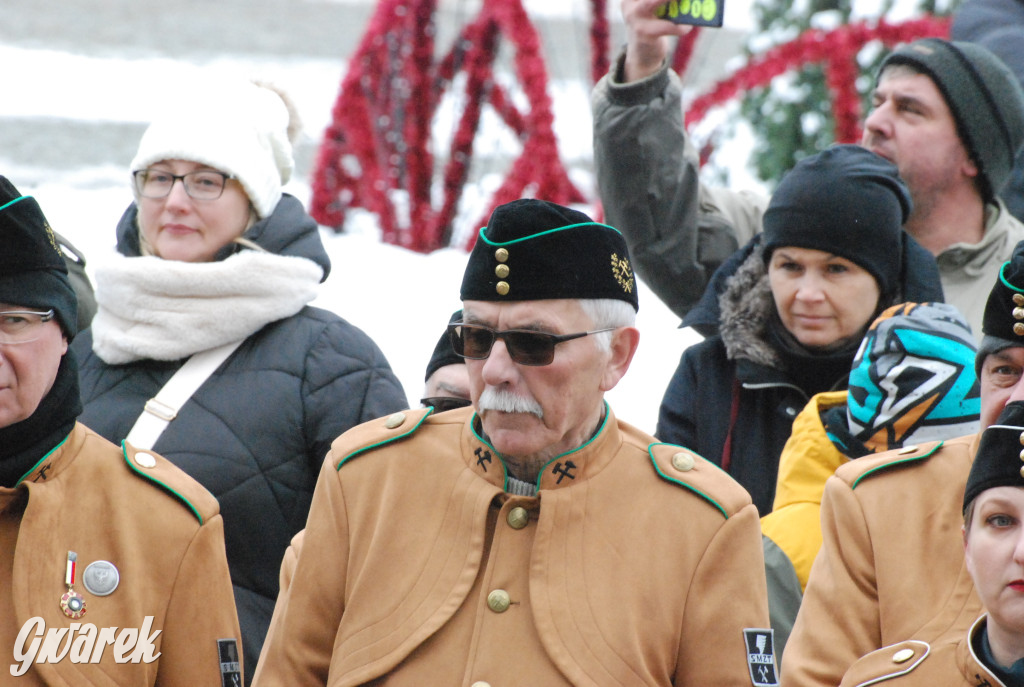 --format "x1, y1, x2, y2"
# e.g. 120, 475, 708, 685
125, 339, 244, 450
